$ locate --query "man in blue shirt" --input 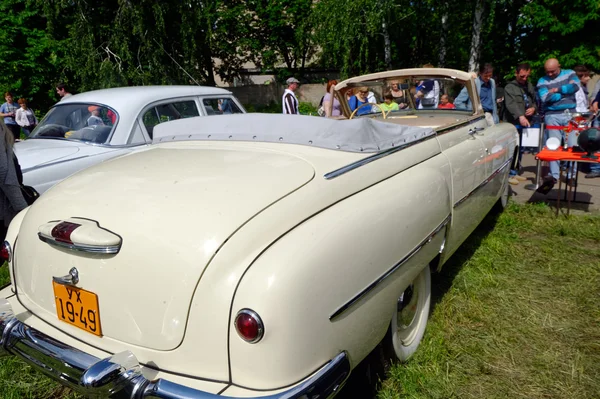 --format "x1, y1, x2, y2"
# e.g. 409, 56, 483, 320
536, 58, 580, 184
0, 92, 21, 140
455, 63, 498, 124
